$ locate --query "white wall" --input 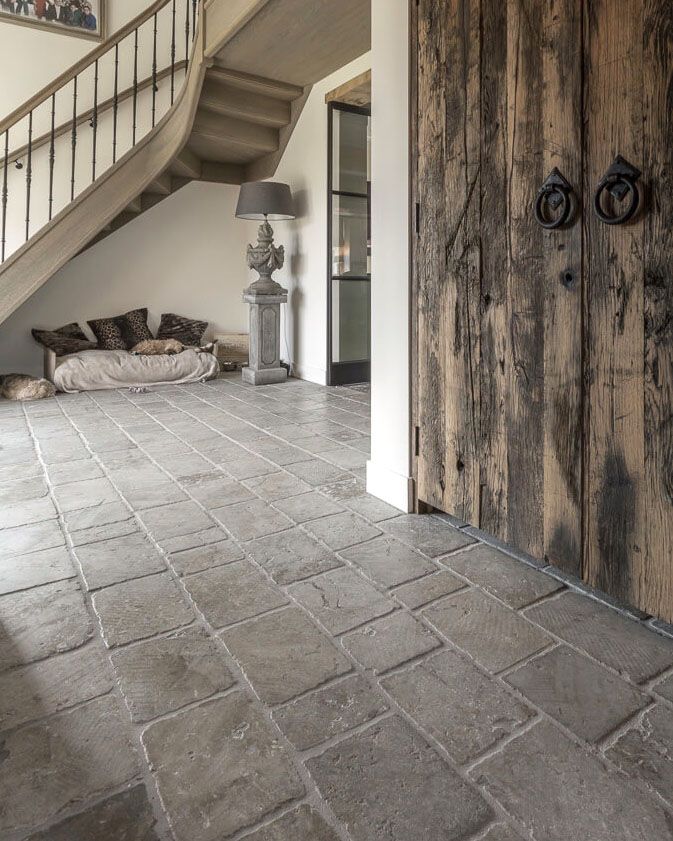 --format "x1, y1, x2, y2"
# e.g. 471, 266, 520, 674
366, 0, 411, 511
272, 51, 371, 385
0, 181, 253, 376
